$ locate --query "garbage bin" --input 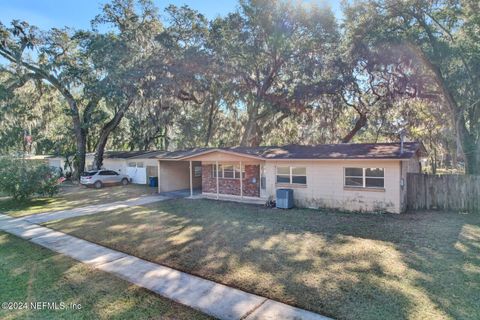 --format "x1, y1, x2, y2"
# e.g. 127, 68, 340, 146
149, 176, 158, 187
